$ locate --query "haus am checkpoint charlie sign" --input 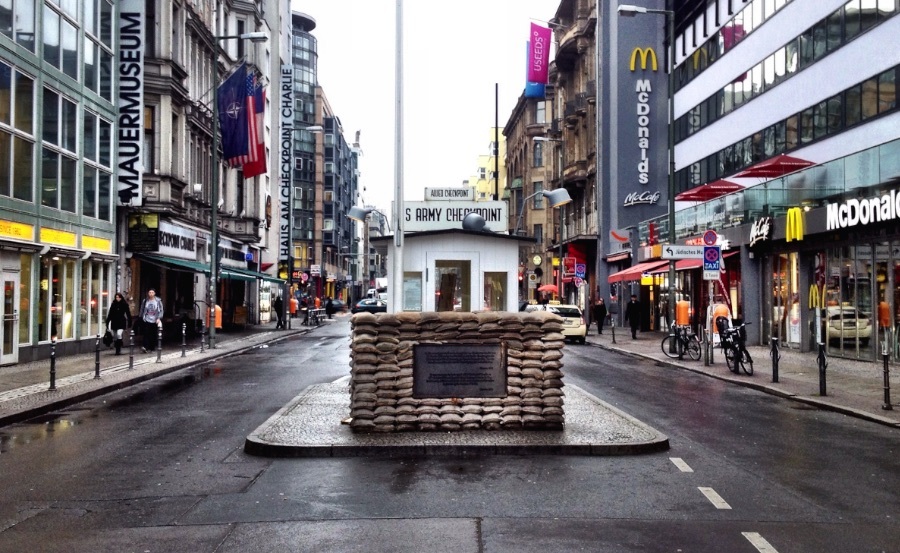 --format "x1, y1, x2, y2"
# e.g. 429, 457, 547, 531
400, 201, 509, 232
